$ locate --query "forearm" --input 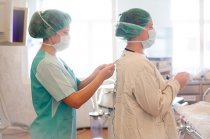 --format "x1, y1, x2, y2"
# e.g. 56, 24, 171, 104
63, 75, 104, 109
78, 72, 97, 90
64, 63, 115, 109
